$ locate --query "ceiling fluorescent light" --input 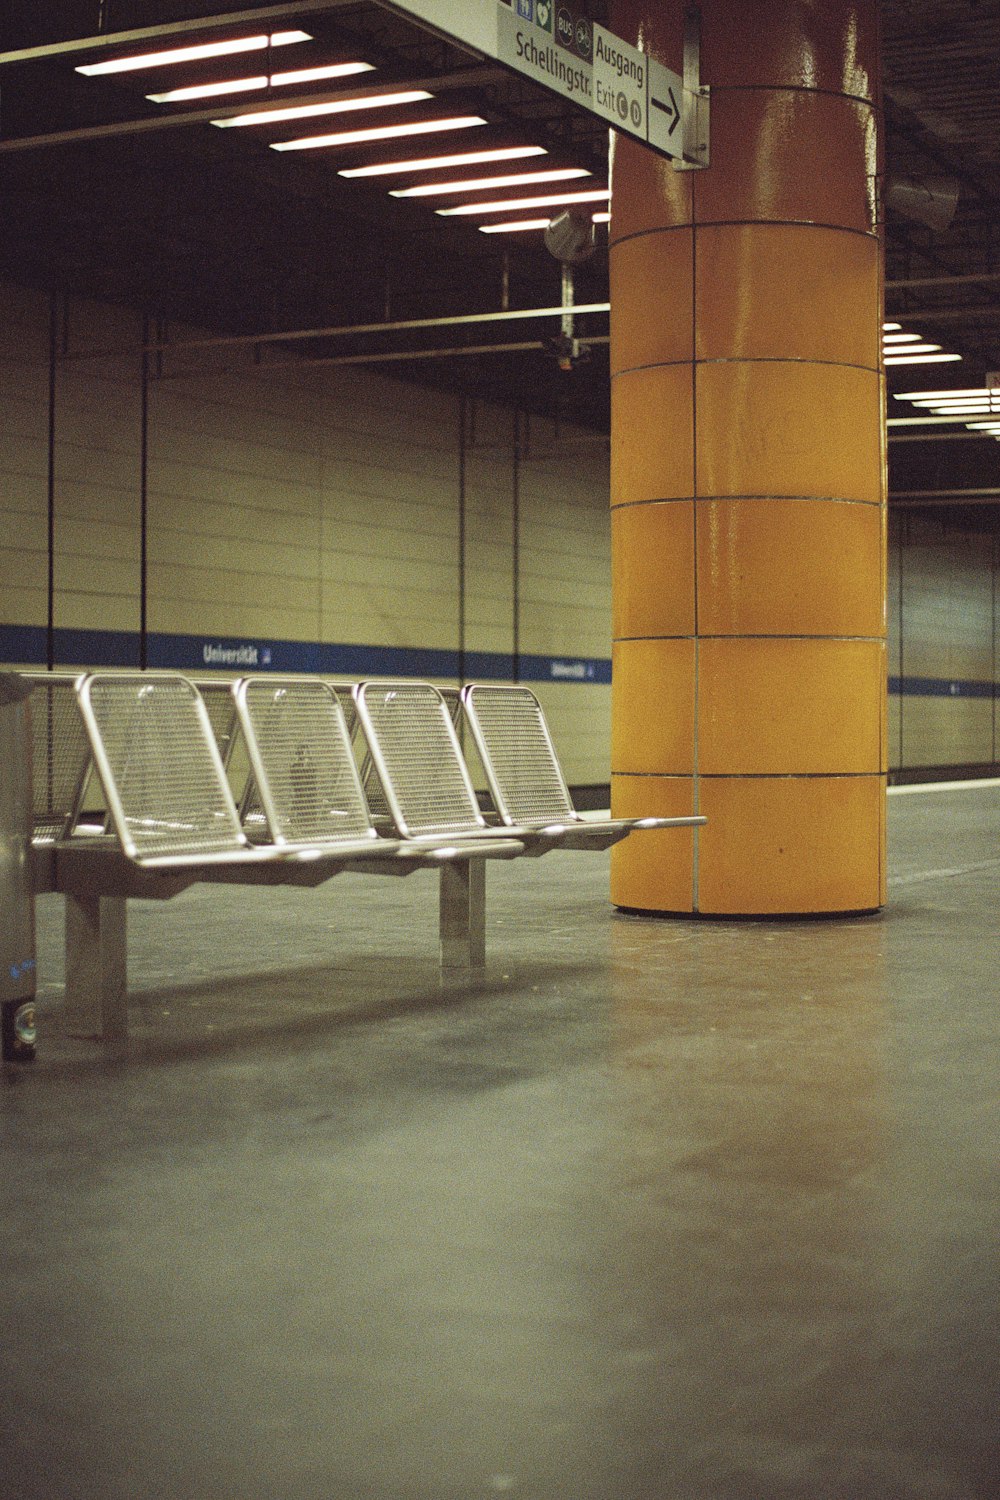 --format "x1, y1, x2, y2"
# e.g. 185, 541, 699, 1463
882, 322, 901, 332
76, 31, 311, 75
883, 353, 962, 365
479, 218, 551, 234
592, 211, 611, 222
966, 422, 1000, 431
392, 168, 590, 198
272, 116, 487, 152
895, 388, 990, 401
437, 189, 610, 216
886, 416, 994, 426
148, 61, 372, 104
908, 395, 993, 407
340, 146, 546, 178
883, 342, 941, 355
214, 89, 431, 128
881, 332, 924, 344
270, 63, 375, 88
920, 406, 993, 416
150, 76, 265, 102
